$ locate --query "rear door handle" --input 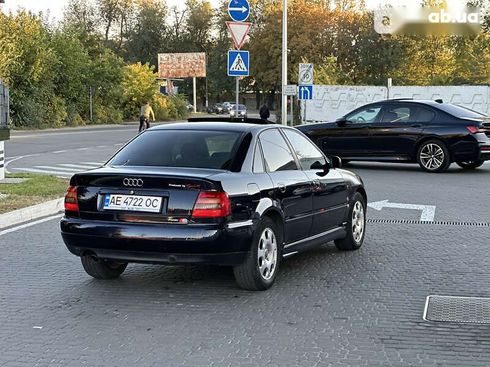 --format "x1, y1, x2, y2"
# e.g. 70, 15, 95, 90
277, 183, 286, 193
411, 124, 422, 128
